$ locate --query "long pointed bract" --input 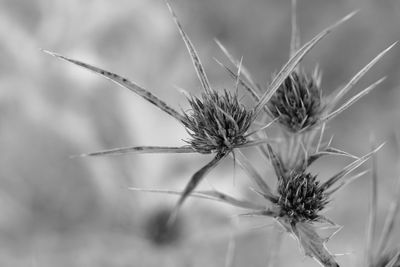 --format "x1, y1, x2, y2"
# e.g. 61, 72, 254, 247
43, 50, 186, 123
165, 1, 212, 94
376, 173, 400, 256
290, 0, 301, 58
75, 146, 195, 157
365, 143, 378, 267
214, 58, 262, 104
168, 151, 228, 224
215, 39, 260, 93
323, 143, 384, 191
128, 187, 264, 210
323, 77, 386, 122
330, 41, 397, 107
253, 10, 357, 119
267, 144, 286, 181
234, 150, 275, 201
